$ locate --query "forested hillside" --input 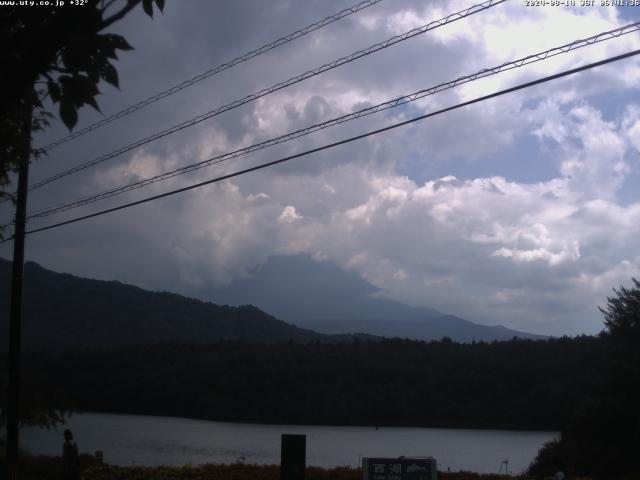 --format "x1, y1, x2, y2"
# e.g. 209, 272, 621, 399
6, 336, 602, 431
0, 259, 330, 350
